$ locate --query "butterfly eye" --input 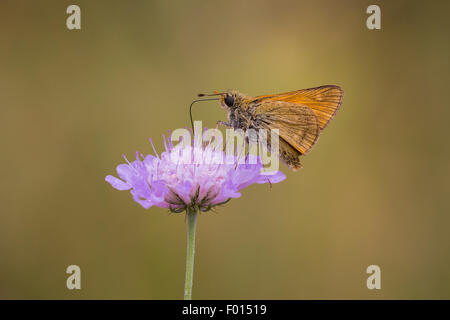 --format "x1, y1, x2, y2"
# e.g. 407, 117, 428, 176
224, 94, 235, 107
